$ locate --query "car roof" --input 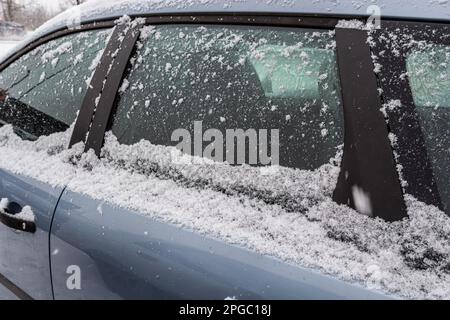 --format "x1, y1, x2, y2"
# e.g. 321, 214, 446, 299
2, 0, 450, 64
